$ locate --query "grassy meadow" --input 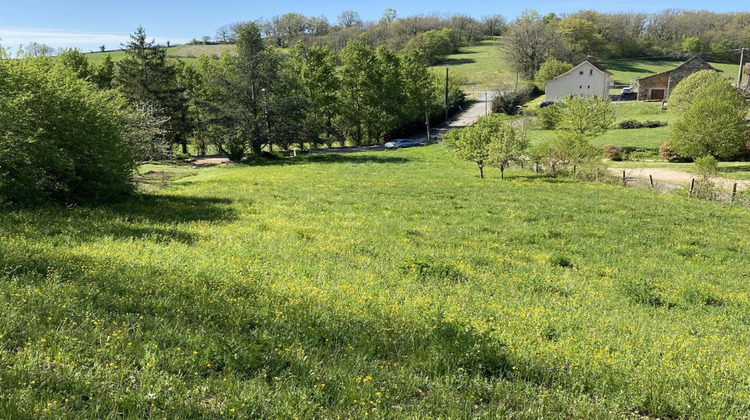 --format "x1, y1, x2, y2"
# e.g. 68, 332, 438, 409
600, 59, 740, 85
85, 44, 235, 65
2, 146, 750, 418
432, 39, 521, 93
